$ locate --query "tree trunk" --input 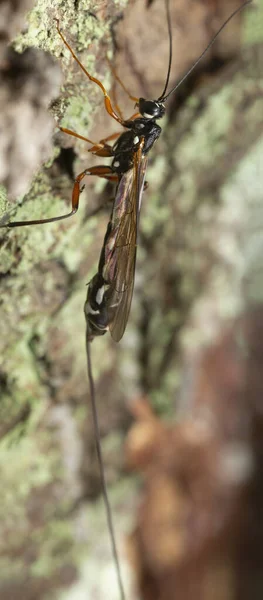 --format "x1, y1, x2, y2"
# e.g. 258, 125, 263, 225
0, 0, 262, 599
